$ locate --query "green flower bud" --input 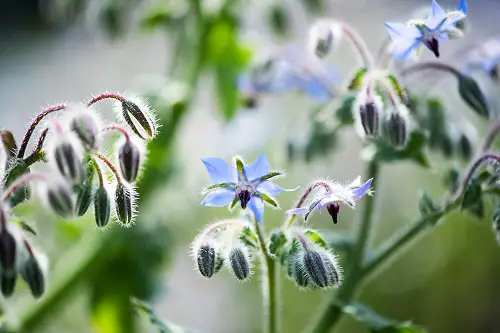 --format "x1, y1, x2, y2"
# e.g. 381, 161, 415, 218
94, 187, 111, 228
196, 243, 217, 278
227, 246, 252, 281
20, 255, 46, 299
385, 108, 408, 149
301, 248, 341, 288
0, 229, 17, 275
1, 273, 16, 298
54, 142, 85, 185
118, 140, 141, 183
119, 98, 157, 140
70, 112, 100, 151
47, 182, 74, 218
115, 183, 134, 226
